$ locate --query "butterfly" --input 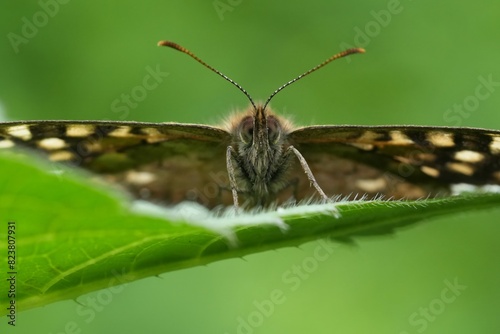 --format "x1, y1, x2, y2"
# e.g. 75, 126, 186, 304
1, 41, 499, 210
